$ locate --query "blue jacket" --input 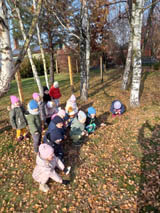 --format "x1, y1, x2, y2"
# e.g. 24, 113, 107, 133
110, 100, 125, 114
